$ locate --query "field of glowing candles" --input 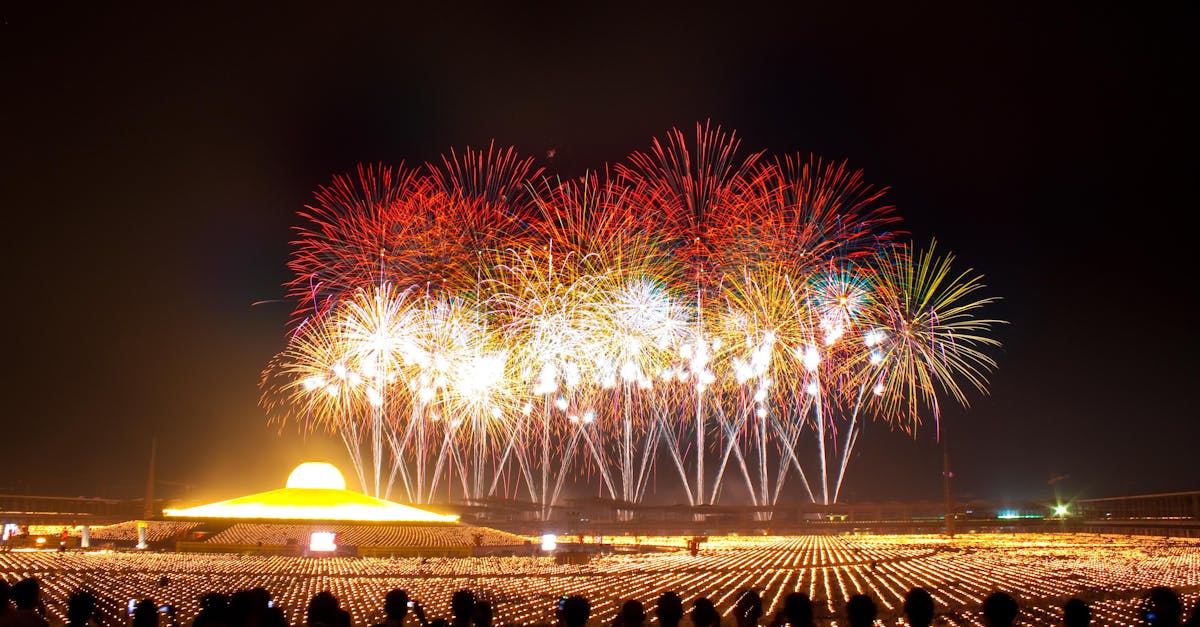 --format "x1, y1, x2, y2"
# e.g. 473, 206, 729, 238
3, 533, 1198, 626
